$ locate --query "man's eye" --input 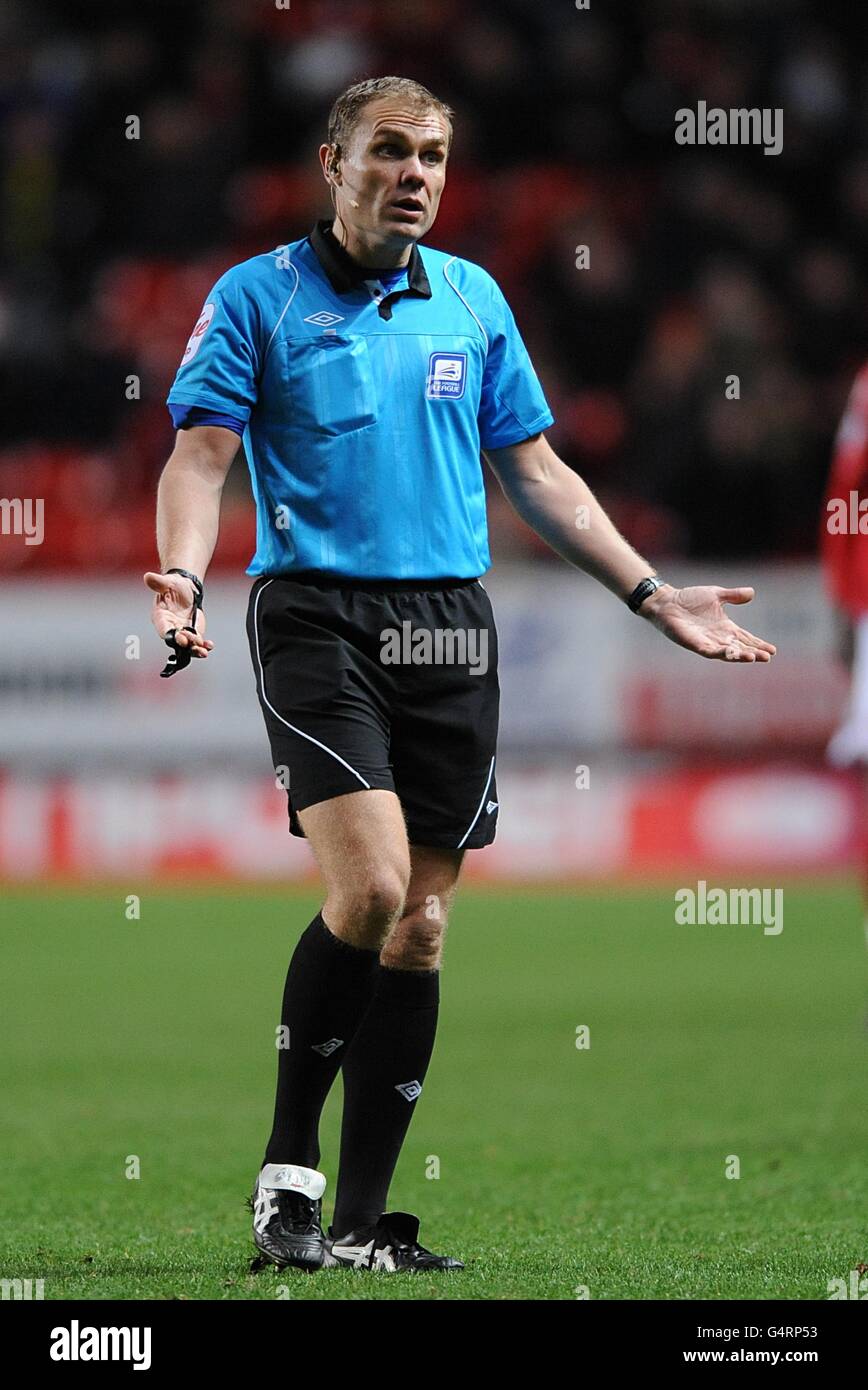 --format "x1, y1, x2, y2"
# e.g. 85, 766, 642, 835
374, 144, 443, 162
